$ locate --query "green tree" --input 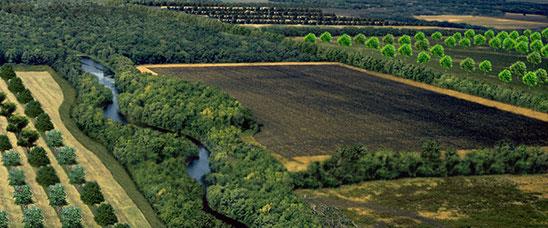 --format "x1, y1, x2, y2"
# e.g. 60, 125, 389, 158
440, 55, 453, 70
28, 147, 50, 167
414, 32, 426, 41
23, 206, 43, 228
352, 33, 366, 45
36, 166, 60, 187
530, 32, 542, 41
45, 130, 63, 148
0, 135, 12, 151
542, 45, 548, 57
61, 206, 82, 228
319, 32, 332, 43
459, 38, 471, 48
464, 29, 475, 39
337, 34, 352, 46
48, 183, 67, 206
523, 29, 532, 37
522, 71, 539, 87
479, 60, 493, 74
473, 34, 486, 46
498, 69, 512, 83
530, 40, 543, 52
7, 115, 28, 133
0, 102, 16, 117
8, 168, 25, 186
303, 33, 316, 43
452, 32, 462, 41
429, 44, 444, 58
0, 92, 5, 103
14, 185, 33, 205
414, 39, 430, 51
542, 28, 548, 40
417, 51, 431, 64
398, 44, 413, 57
24, 101, 43, 118
527, 52, 542, 65
365, 37, 380, 49
69, 165, 86, 184
496, 31, 509, 40
509, 30, 519, 39
0, 65, 16, 81
535, 68, 548, 84
444, 36, 457, 48
502, 38, 516, 51
56, 146, 76, 165
515, 41, 529, 54
460, 57, 476, 73
81, 182, 104, 205
35, 113, 54, 132
17, 129, 40, 147
16, 90, 33, 104
510, 61, 527, 77
484, 30, 495, 40
431, 31, 443, 40
380, 44, 396, 58
516, 35, 529, 43
489, 37, 502, 50
382, 34, 394, 44
2, 150, 20, 166
398, 35, 411, 45
94, 203, 118, 226
0, 211, 7, 228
